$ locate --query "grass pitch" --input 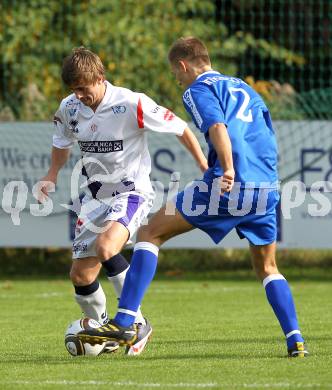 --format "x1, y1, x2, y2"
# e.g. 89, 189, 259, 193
0, 274, 331, 390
